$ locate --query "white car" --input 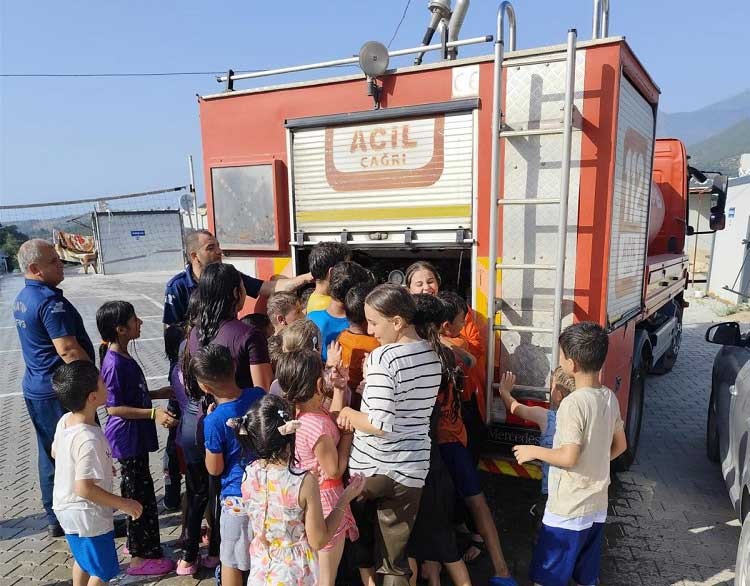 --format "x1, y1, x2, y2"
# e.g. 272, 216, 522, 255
705, 321, 750, 584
